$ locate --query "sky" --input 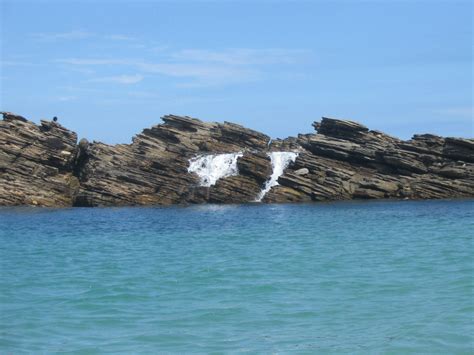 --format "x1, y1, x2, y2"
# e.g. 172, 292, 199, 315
1, 0, 472, 144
